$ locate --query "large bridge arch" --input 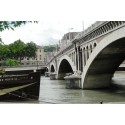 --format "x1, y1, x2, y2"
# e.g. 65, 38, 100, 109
82, 26, 125, 89
57, 55, 76, 79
